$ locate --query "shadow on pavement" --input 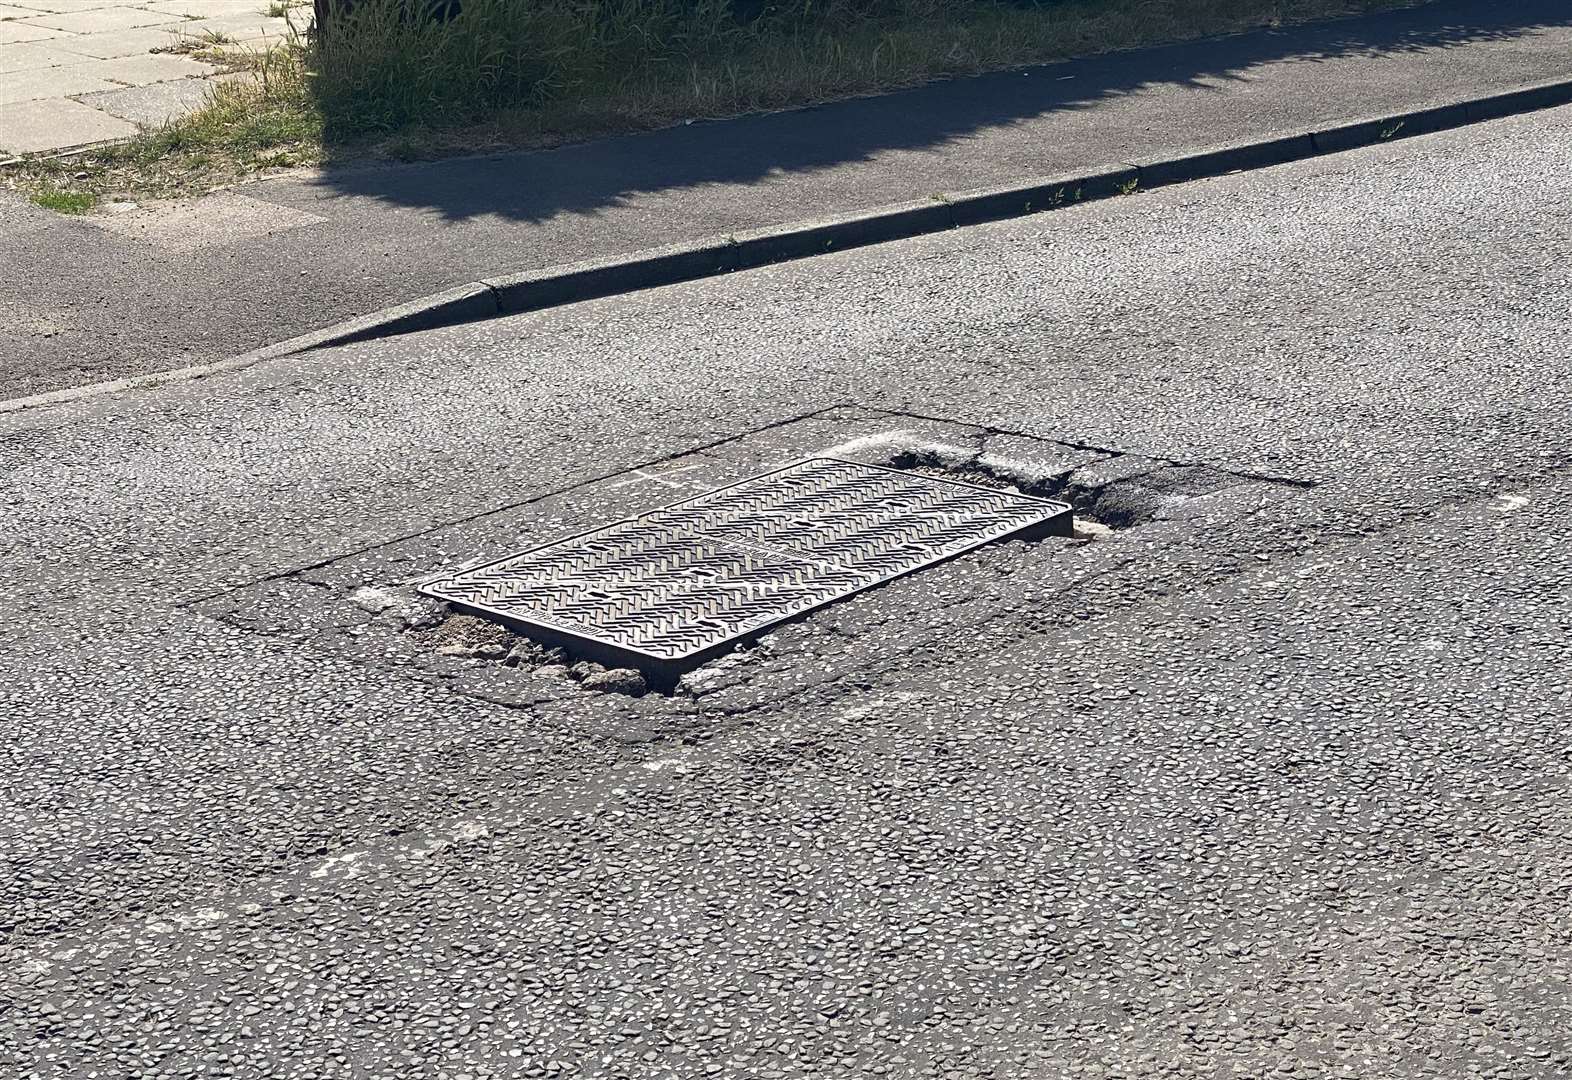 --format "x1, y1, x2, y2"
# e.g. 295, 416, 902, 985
303, 0, 1571, 224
